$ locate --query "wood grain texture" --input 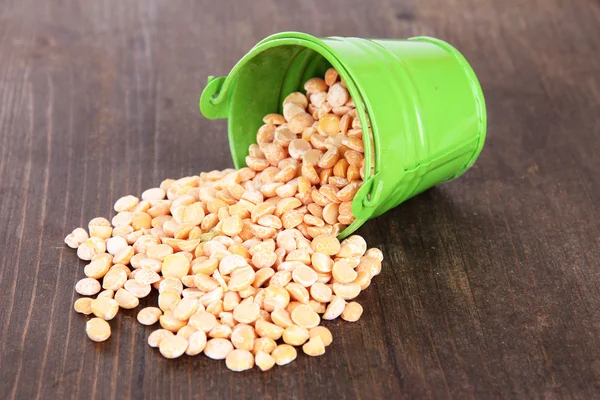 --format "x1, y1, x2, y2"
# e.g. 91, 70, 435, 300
0, 0, 599, 398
